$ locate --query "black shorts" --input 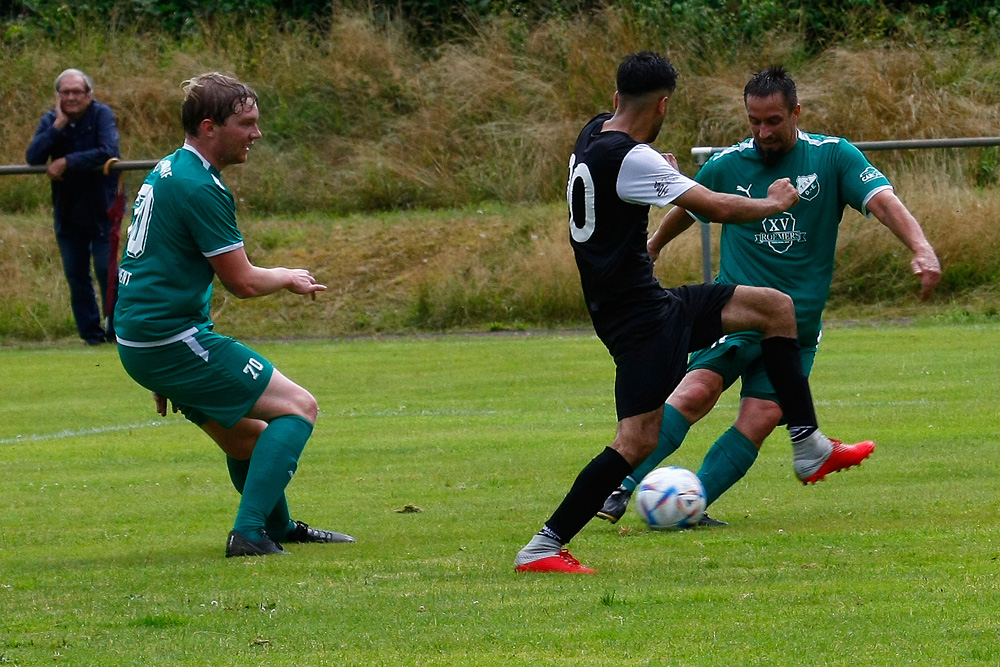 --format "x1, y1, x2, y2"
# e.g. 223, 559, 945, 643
612, 283, 736, 421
